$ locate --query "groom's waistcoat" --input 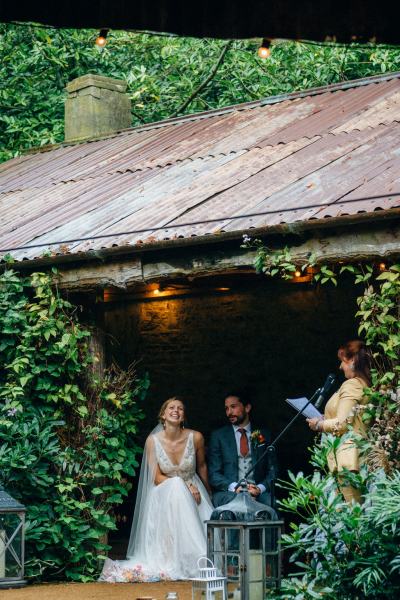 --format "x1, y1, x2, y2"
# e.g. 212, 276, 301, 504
238, 453, 253, 482
208, 424, 271, 492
